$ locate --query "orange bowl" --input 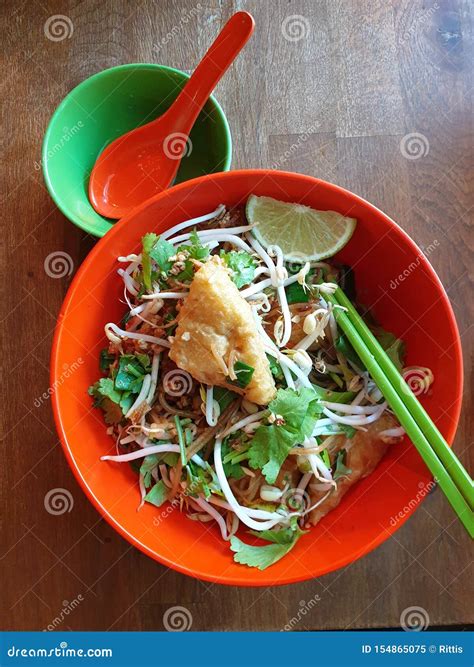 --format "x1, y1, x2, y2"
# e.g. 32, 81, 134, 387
51, 170, 463, 586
